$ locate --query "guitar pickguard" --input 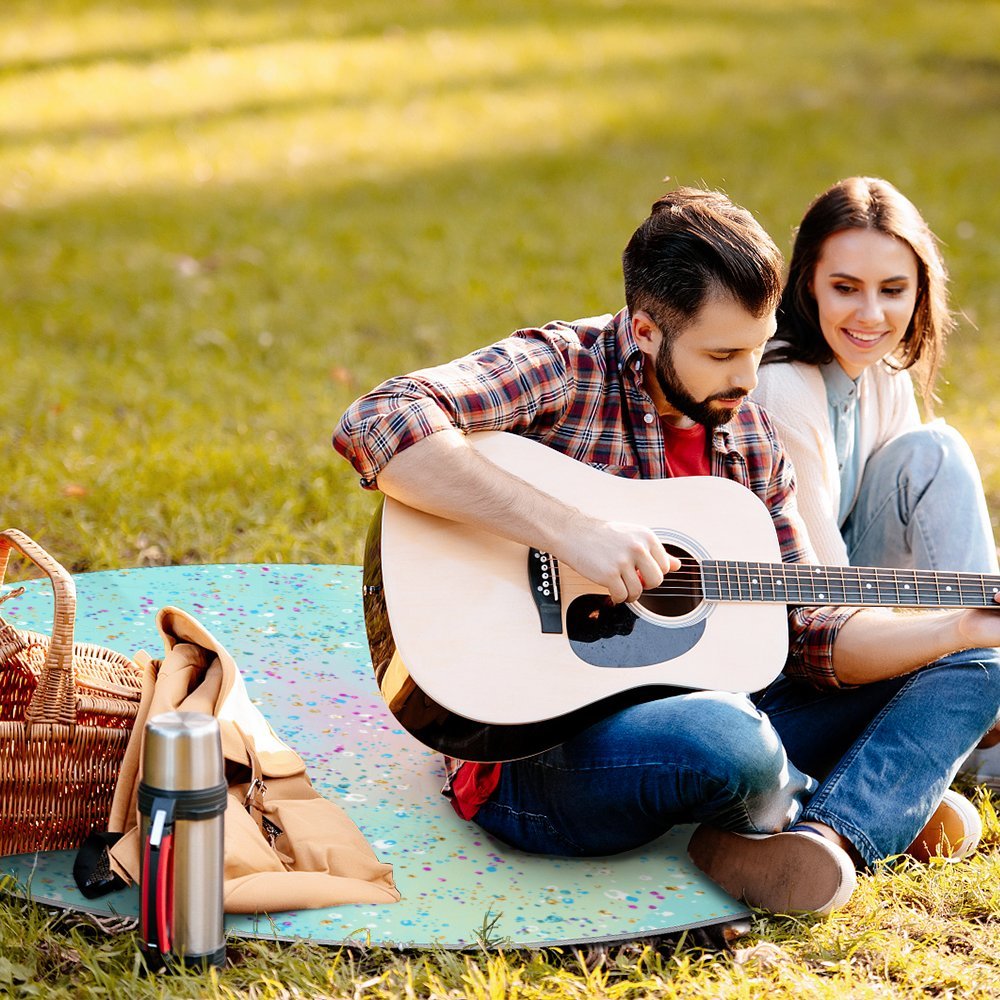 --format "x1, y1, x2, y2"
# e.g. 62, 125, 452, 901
566, 594, 706, 667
